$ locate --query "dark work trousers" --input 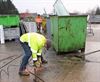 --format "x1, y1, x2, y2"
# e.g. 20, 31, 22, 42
36, 22, 42, 33
19, 42, 32, 71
